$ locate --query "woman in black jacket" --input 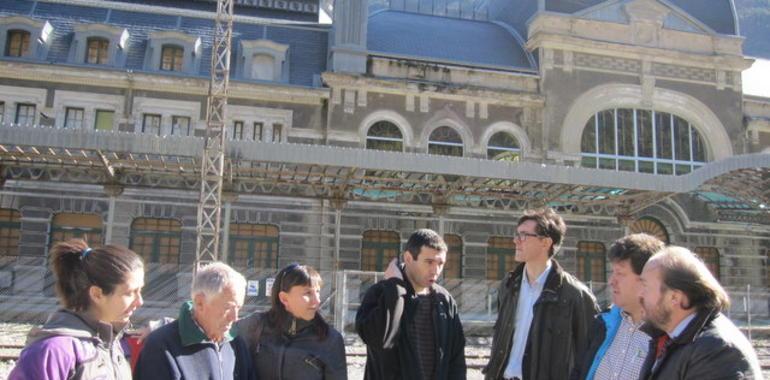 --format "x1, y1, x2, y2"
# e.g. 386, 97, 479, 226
238, 263, 348, 380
